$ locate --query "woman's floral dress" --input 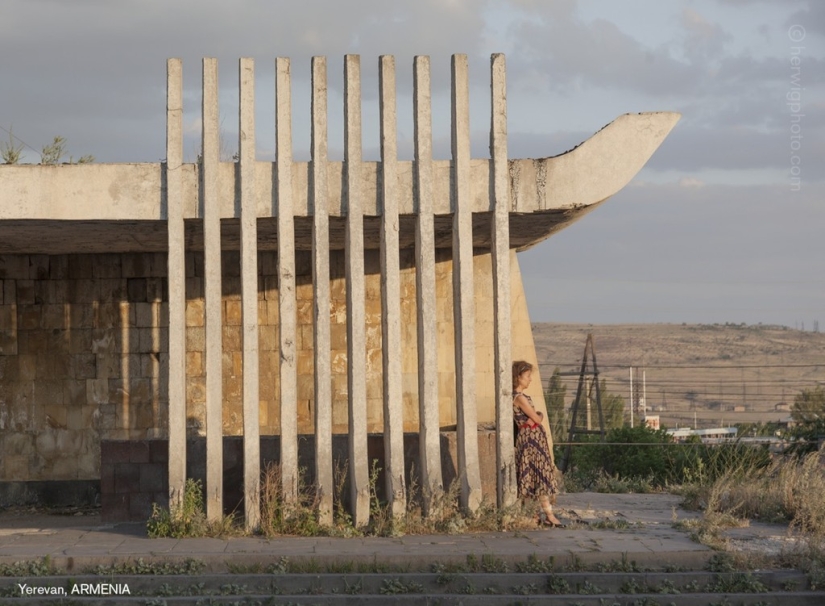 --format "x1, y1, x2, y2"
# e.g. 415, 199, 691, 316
513, 392, 559, 502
